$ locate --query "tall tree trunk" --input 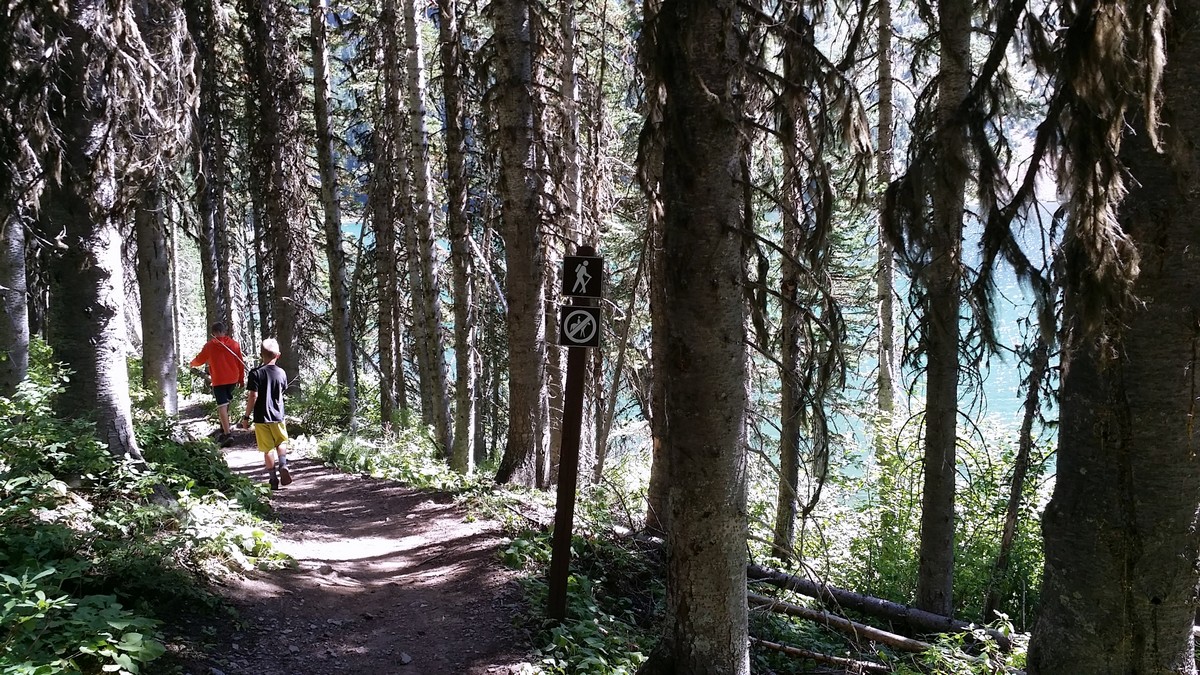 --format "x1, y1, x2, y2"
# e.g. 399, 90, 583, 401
545, 262, 563, 487
492, 0, 548, 487
983, 337, 1047, 620
239, 208, 258, 348
876, 0, 896, 415
217, 193, 240, 337
135, 184, 179, 415
250, 194, 273, 338
0, 210, 28, 396
555, 0, 601, 485
770, 9, 816, 562
375, 6, 408, 425
245, 0, 308, 379
25, 240, 49, 341
310, 0, 357, 422
0, 0, 56, 395
915, 0, 970, 617
644, 0, 750, 671
404, 0, 452, 454
1030, 3, 1200, 670
185, 0, 226, 330
44, 0, 142, 459
643, 162, 669, 537
437, 0, 475, 472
